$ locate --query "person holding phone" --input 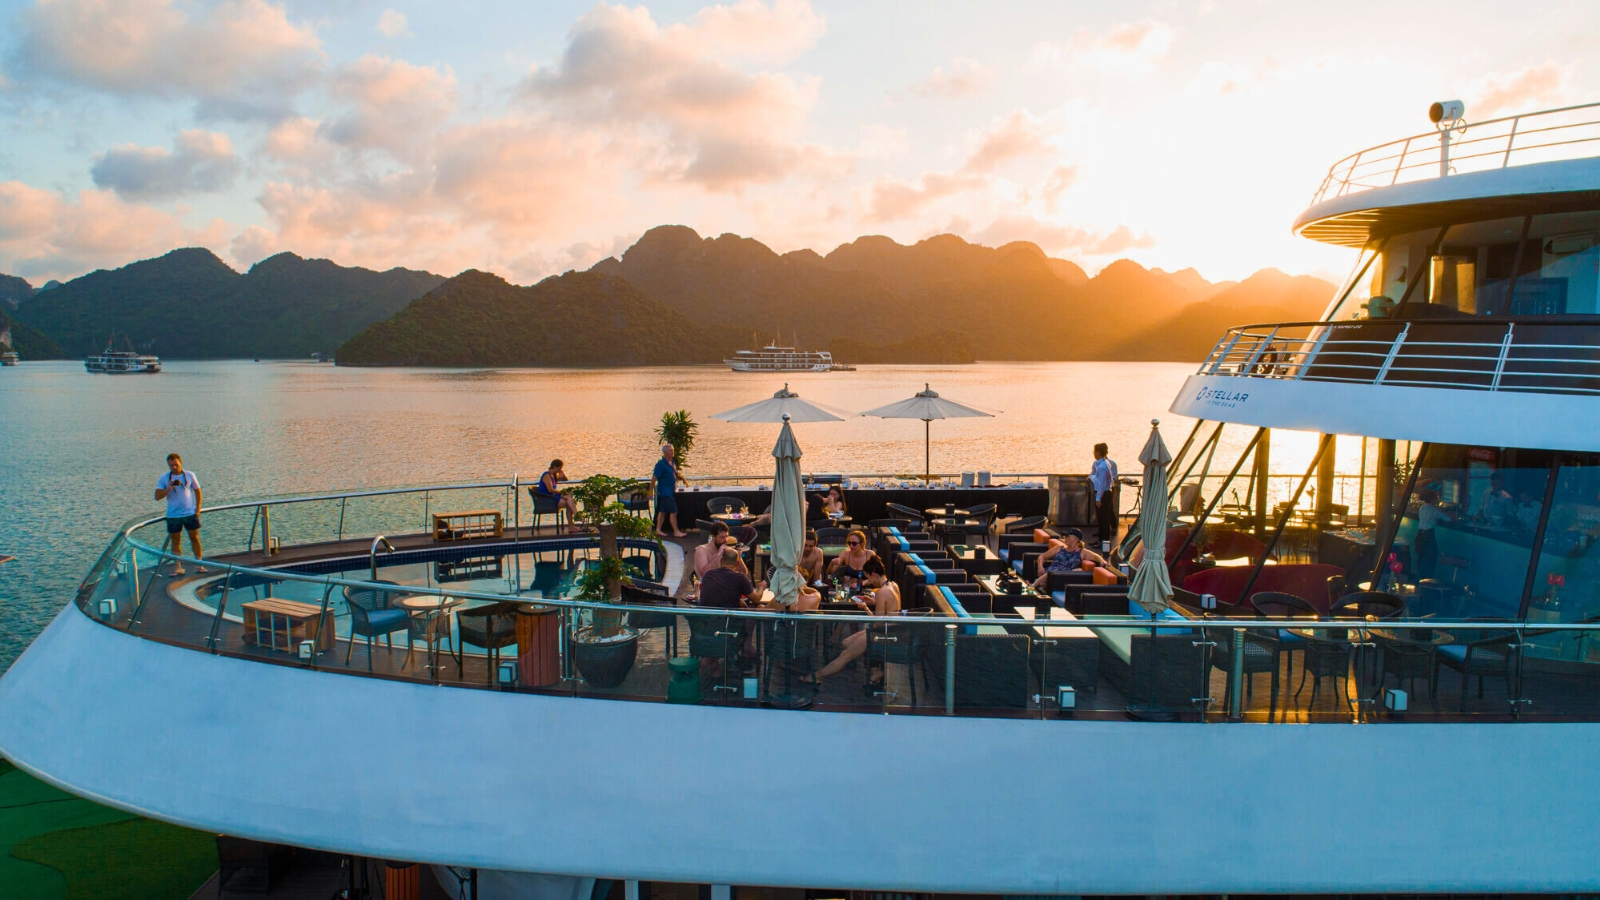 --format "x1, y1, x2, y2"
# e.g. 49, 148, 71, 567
155, 452, 203, 575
